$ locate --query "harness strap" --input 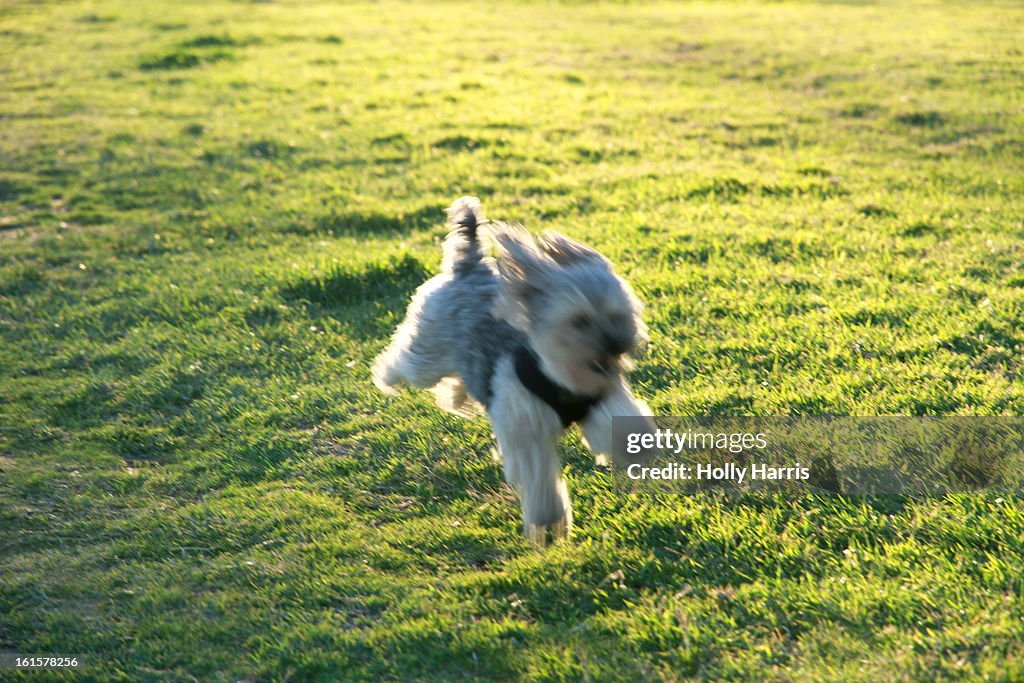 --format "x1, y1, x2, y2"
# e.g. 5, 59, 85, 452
513, 345, 602, 427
